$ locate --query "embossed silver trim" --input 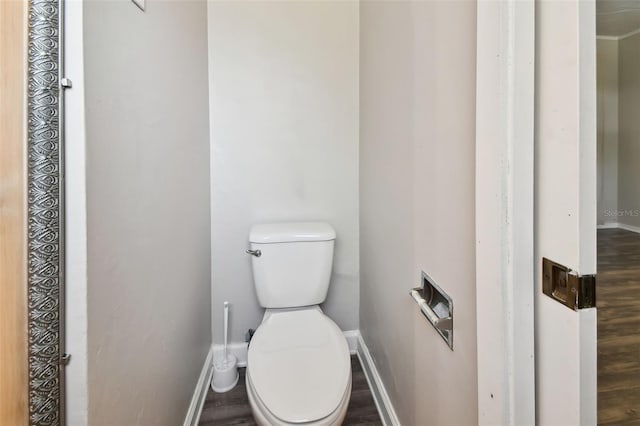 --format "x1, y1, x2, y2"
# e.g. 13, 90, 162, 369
27, 0, 65, 424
